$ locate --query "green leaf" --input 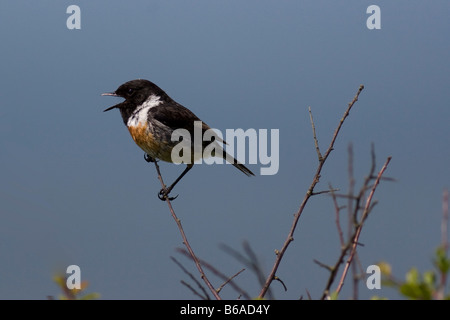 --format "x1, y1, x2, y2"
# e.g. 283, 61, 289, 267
370, 295, 388, 300
329, 291, 339, 300
434, 246, 450, 274
405, 268, 420, 284
377, 261, 392, 276
79, 292, 101, 300
423, 271, 436, 287
399, 282, 432, 300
